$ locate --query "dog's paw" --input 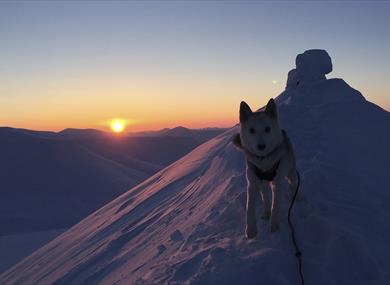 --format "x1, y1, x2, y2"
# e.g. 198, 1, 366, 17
245, 226, 257, 239
270, 223, 279, 233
